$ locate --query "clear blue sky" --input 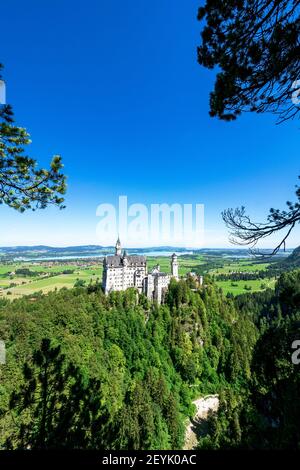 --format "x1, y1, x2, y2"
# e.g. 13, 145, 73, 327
1, 0, 299, 248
